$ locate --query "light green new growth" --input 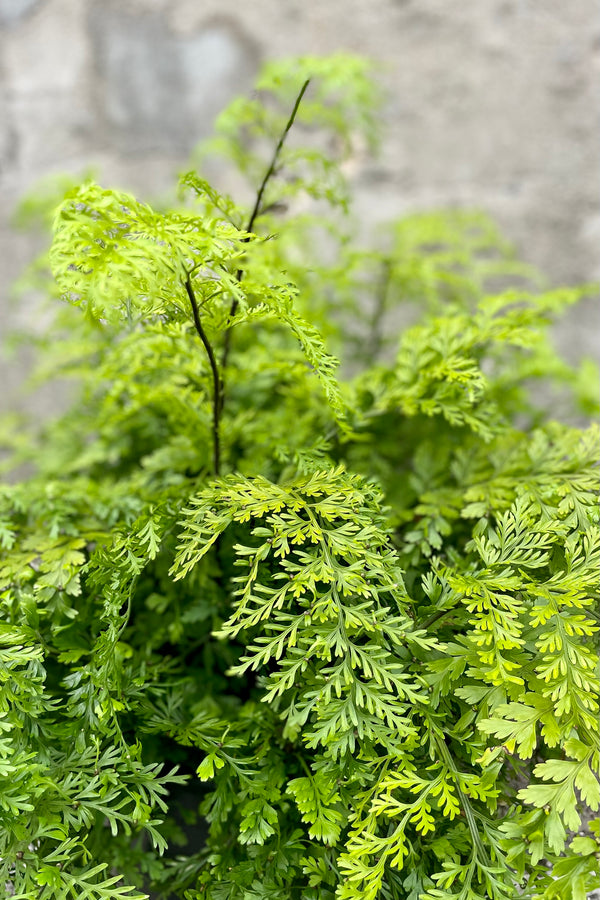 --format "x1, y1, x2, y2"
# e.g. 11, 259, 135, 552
0, 53, 598, 900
